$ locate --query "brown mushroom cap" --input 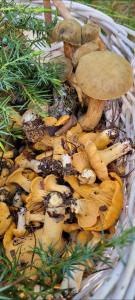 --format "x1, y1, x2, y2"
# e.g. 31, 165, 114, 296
52, 19, 82, 46
81, 22, 100, 44
76, 50, 133, 100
